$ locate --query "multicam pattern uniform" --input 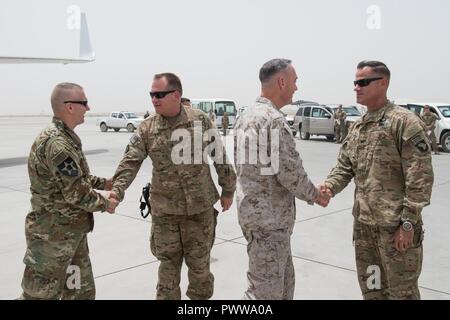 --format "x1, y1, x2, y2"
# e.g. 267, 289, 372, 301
234, 97, 318, 300
420, 111, 439, 153
325, 101, 434, 299
334, 108, 347, 143
22, 118, 110, 299
112, 105, 236, 300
